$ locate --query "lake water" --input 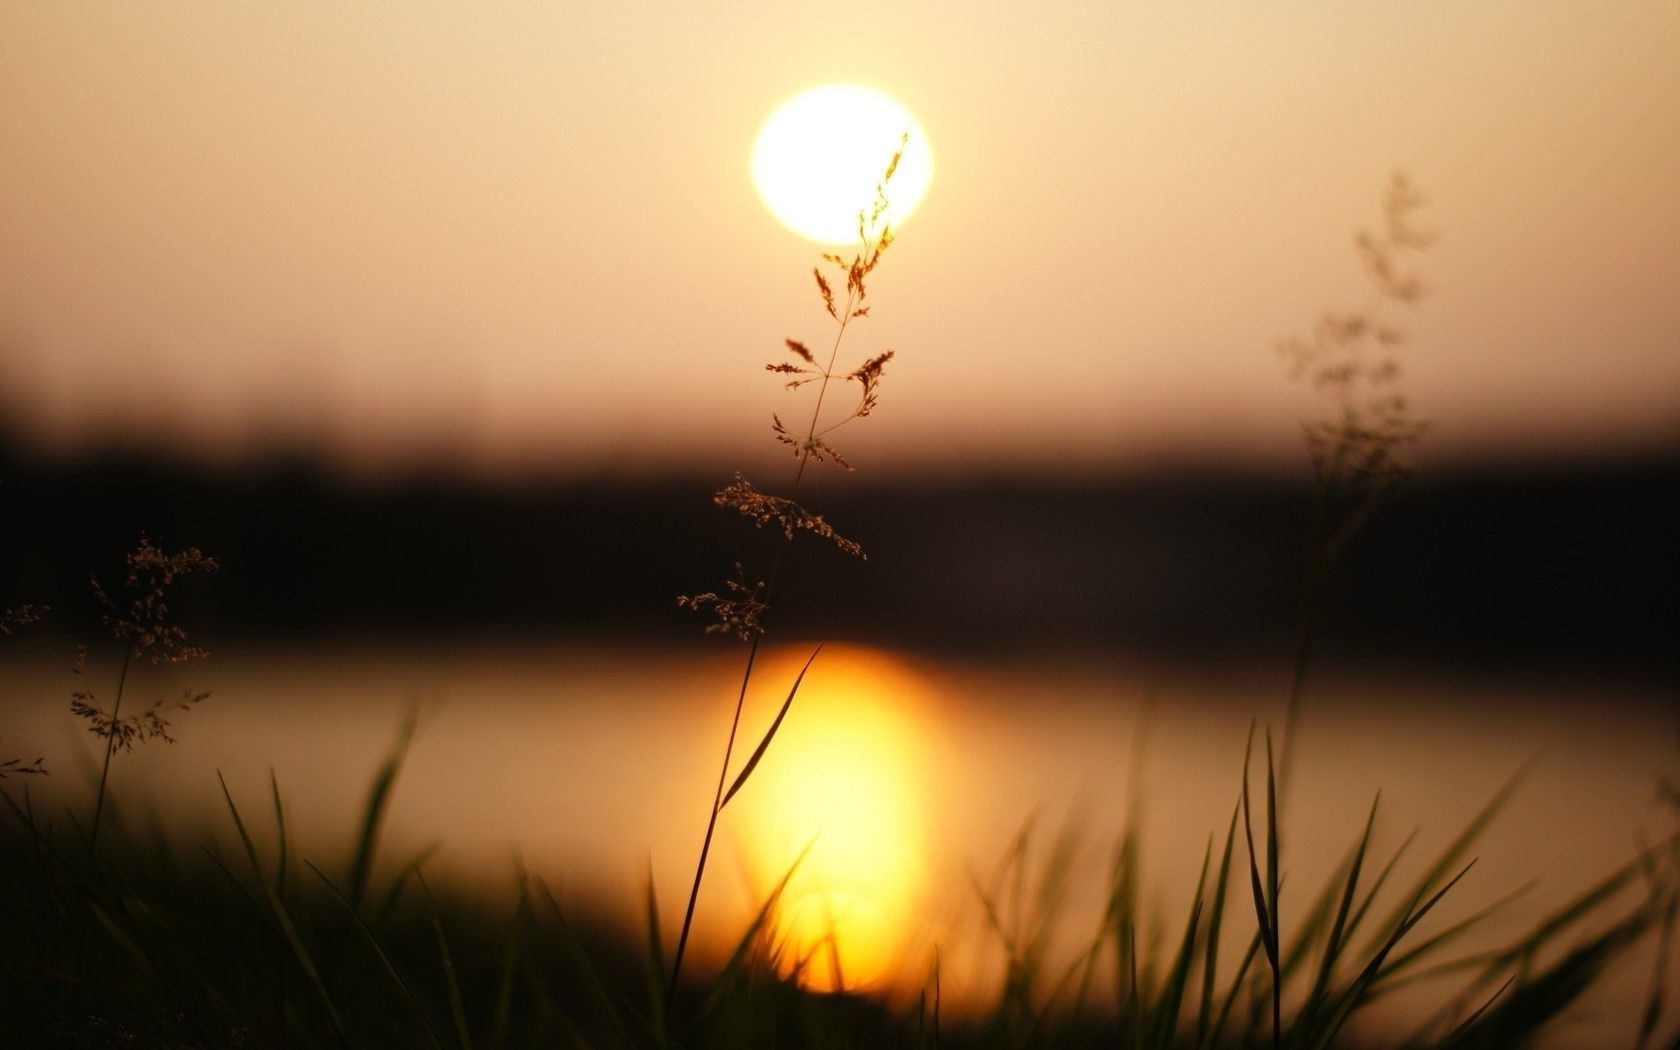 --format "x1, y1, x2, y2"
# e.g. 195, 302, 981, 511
3, 638, 1674, 1045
